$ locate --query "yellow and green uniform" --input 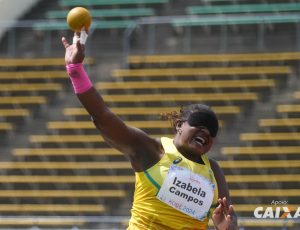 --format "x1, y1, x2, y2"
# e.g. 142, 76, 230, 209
128, 137, 218, 230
